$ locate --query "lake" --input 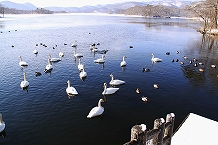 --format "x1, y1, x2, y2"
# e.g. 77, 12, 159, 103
0, 13, 218, 145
